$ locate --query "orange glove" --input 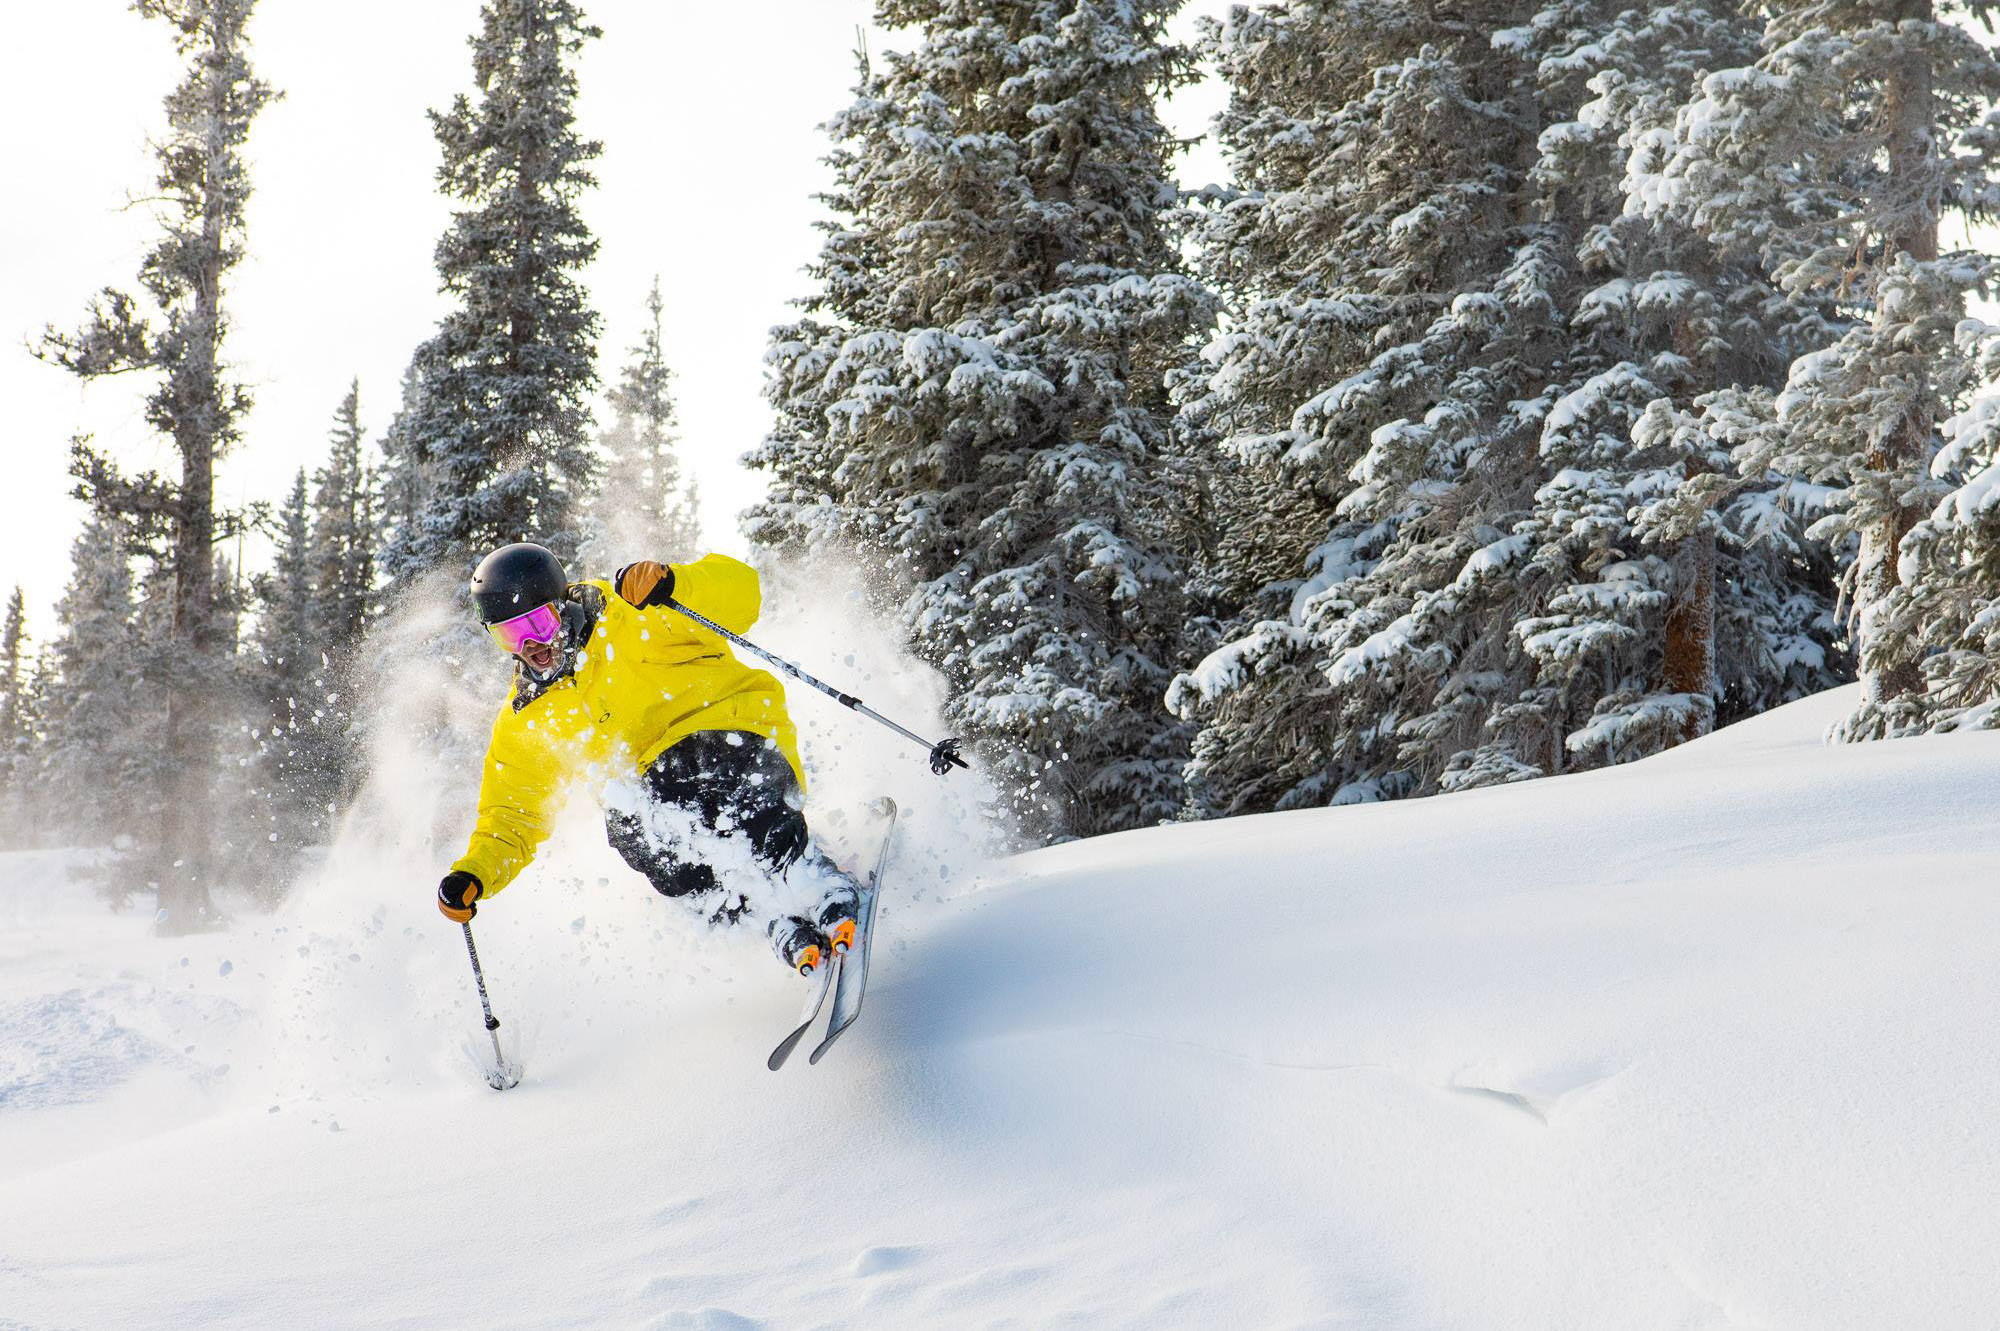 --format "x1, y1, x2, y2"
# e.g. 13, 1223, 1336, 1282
614, 560, 675, 608
438, 871, 483, 922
